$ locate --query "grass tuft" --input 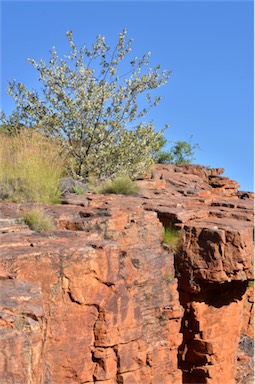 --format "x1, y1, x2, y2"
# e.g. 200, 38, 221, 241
19, 208, 54, 231
98, 176, 141, 195
163, 226, 181, 250
0, 129, 66, 203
